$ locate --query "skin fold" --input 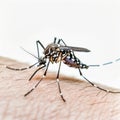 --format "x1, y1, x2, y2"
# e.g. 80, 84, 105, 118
0, 57, 120, 120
